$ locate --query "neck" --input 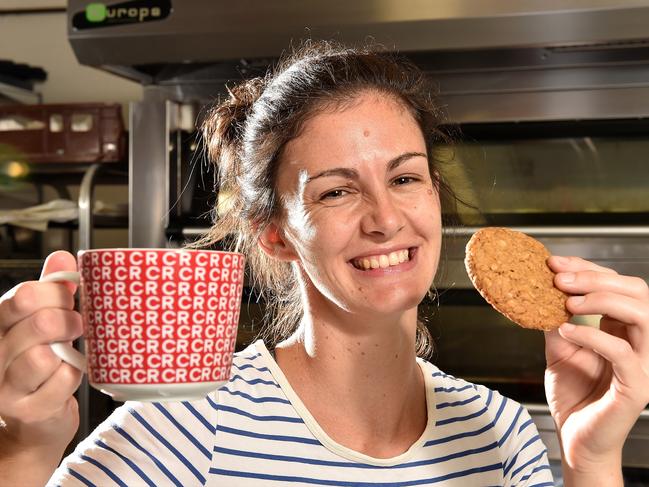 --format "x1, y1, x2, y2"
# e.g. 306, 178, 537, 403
275, 297, 428, 457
